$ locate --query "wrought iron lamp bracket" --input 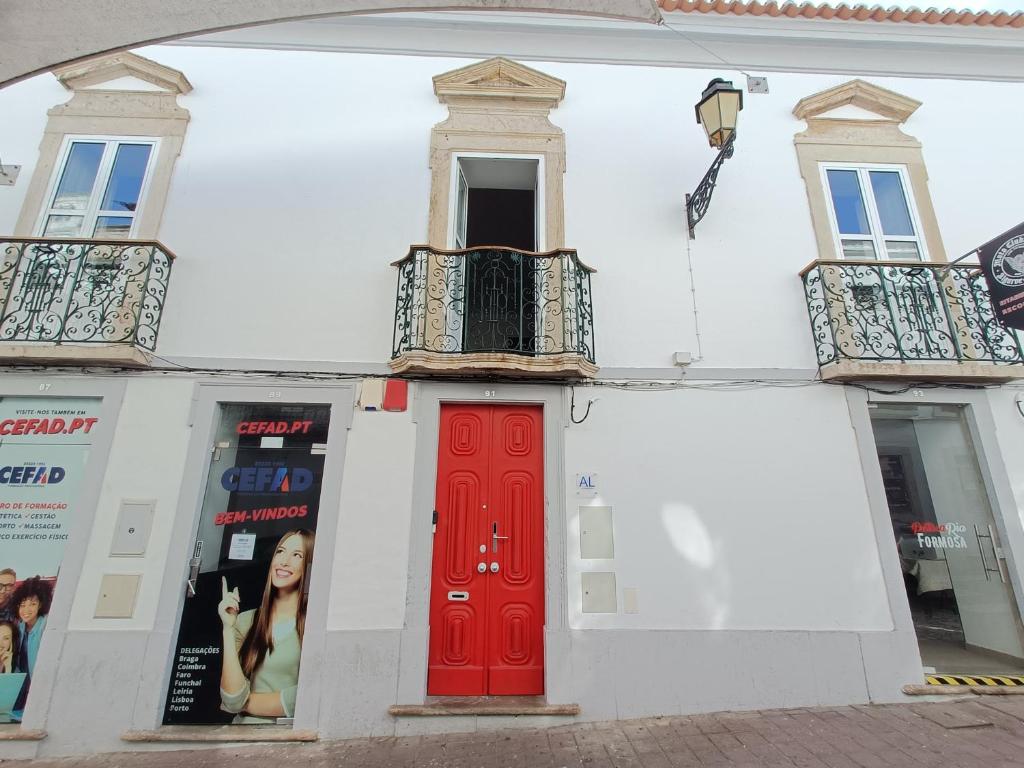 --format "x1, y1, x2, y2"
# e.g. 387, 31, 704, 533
685, 132, 736, 239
